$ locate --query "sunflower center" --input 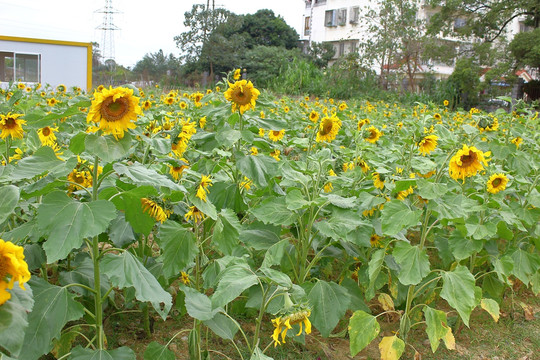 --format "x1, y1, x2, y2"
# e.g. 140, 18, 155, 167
460, 152, 477, 167
492, 178, 502, 187
368, 129, 377, 139
320, 119, 334, 136
4, 118, 16, 129
233, 88, 251, 105
74, 173, 86, 184
101, 96, 129, 122
42, 127, 51, 136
